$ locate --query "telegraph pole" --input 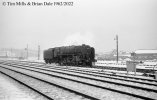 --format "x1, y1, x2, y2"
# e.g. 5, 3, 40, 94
38, 45, 40, 60
116, 35, 118, 63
